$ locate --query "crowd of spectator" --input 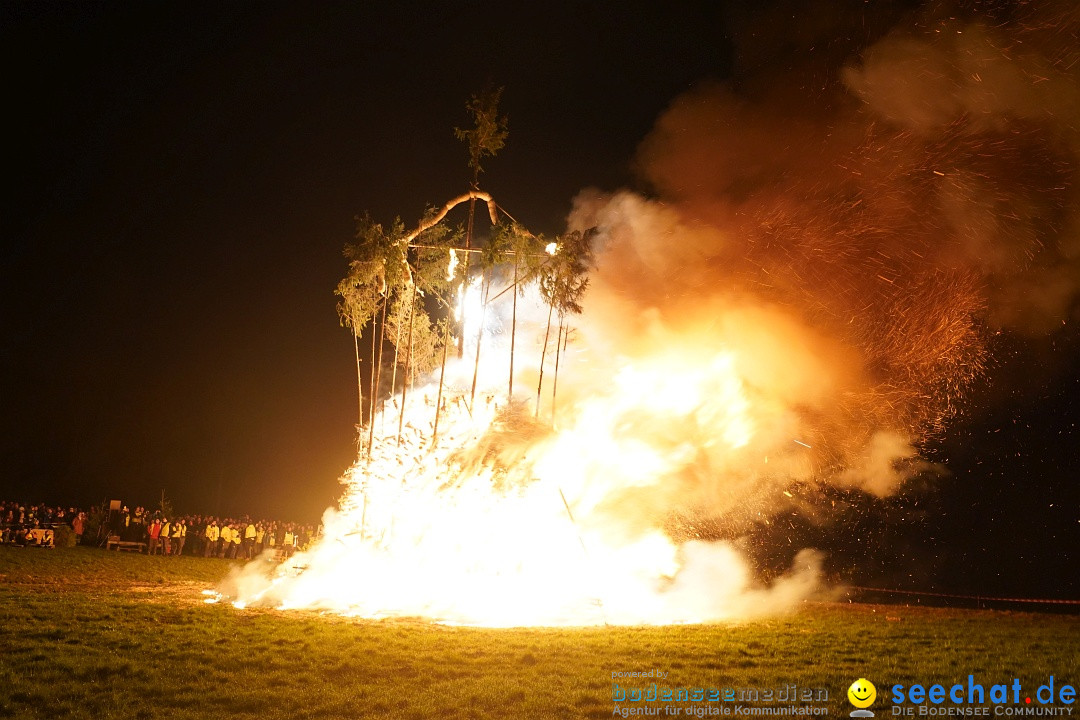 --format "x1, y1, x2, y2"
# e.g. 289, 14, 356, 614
0, 501, 80, 546
0, 499, 319, 559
